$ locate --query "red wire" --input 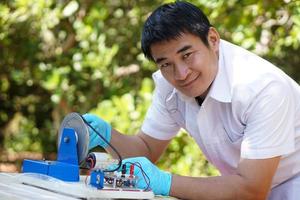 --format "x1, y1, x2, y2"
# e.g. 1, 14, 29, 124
85, 158, 95, 185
